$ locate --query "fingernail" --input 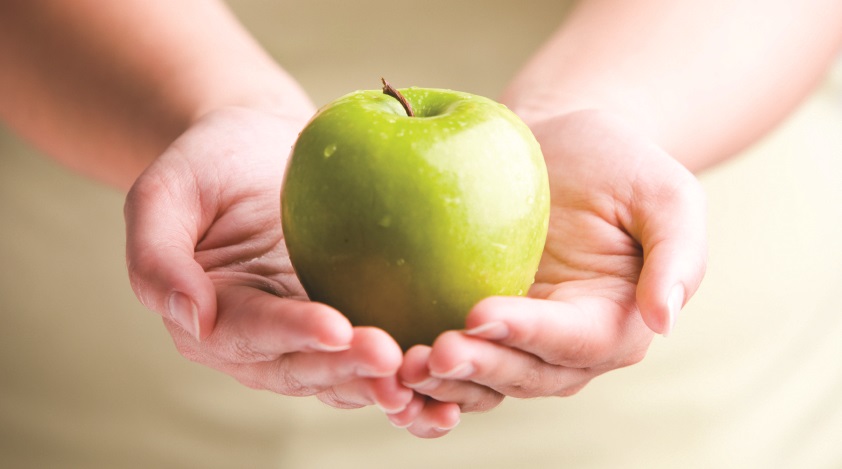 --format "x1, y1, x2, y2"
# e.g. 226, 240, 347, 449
310, 341, 352, 353
464, 321, 509, 340
389, 417, 412, 429
377, 400, 408, 415
356, 367, 394, 378
433, 419, 460, 432
402, 376, 441, 392
665, 284, 685, 337
168, 291, 200, 340
431, 362, 475, 380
